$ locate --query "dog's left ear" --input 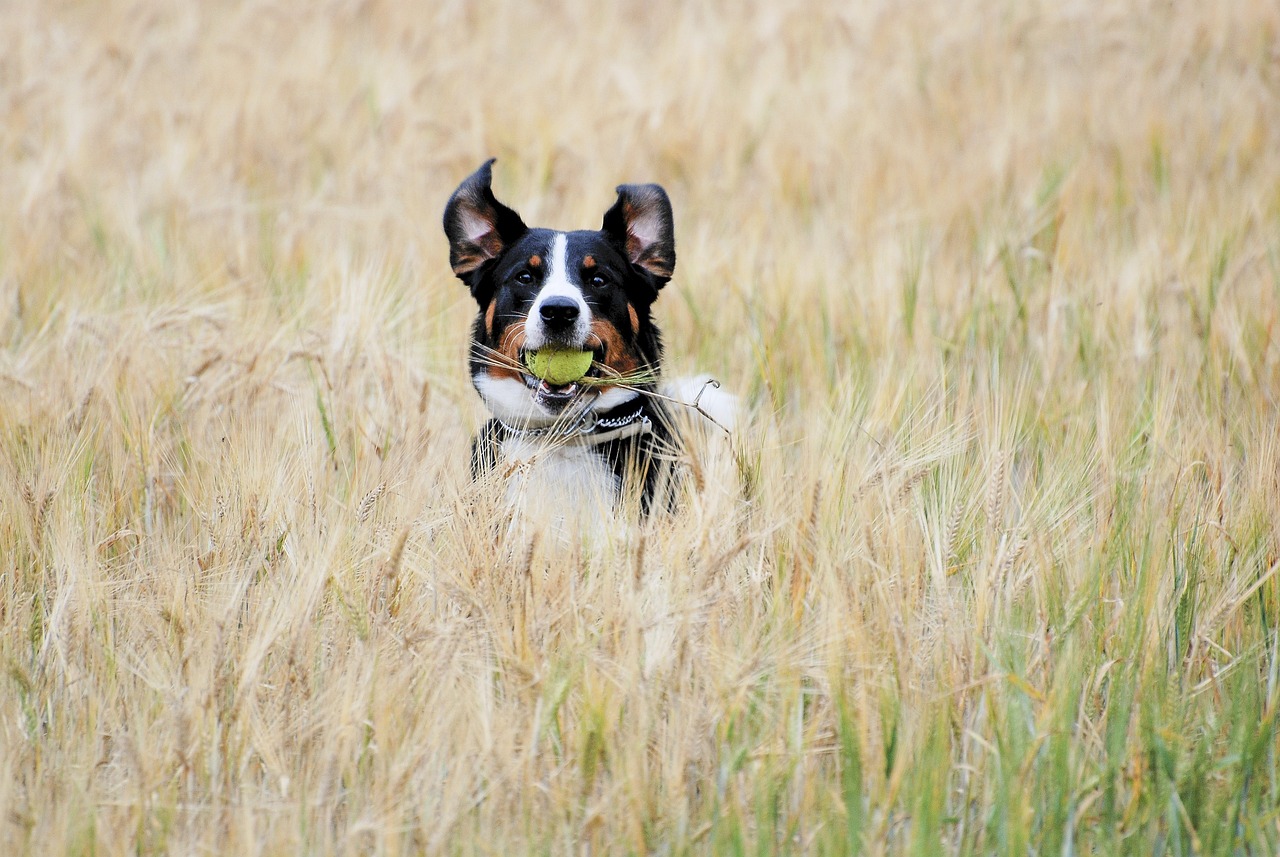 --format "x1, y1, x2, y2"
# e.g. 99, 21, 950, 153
443, 159, 528, 281
602, 184, 676, 282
